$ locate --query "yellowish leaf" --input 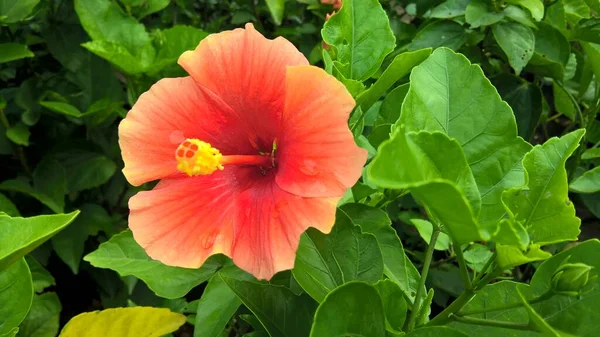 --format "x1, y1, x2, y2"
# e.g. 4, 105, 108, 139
58, 307, 186, 337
